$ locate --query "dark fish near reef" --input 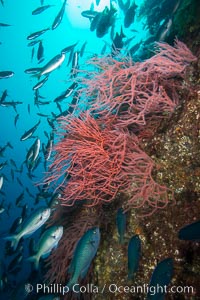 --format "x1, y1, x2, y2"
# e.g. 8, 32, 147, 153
54, 82, 78, 102
124, 1, 137, 28
178, 220, 200, 241
47, 118, 56, 130
66, 227, 100, 289
116, 208, 126, 244
55, 89, 79, 118
20, 120, 41, 141
90, 12, 101, 32
96, 5, 117, 38
52, 0, 67, 30
3, 207, 51, 251
32, 5, 55, 15
27, 28, 50, 40
0, 71, 14, 79
147, 258, 173, 300
128, 235, 141, 280
111, 26, 126, 55
27, 226, 63, 269
118, 0, 131, 14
